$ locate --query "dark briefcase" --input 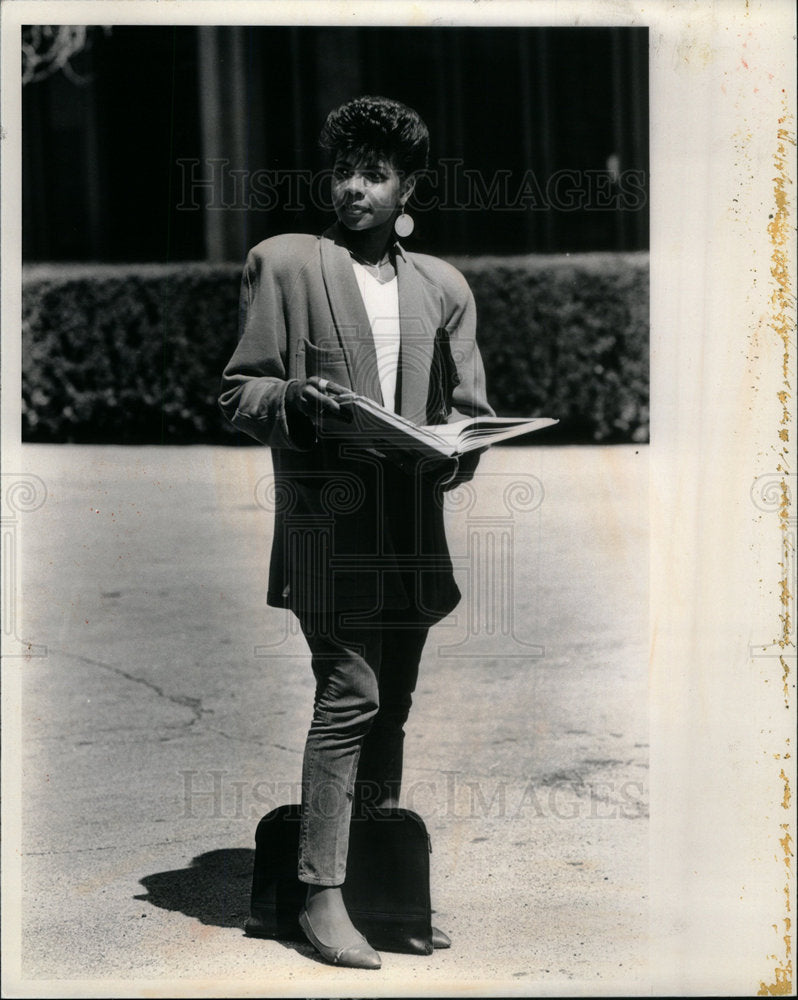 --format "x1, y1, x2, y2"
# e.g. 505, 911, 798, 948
244, 803, 434, 955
